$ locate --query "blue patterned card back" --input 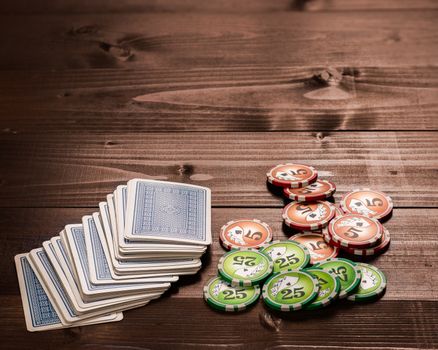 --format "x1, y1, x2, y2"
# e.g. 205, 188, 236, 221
130, 181, 209, 242
35, 250, 76, 317
86, 217, 112, 280
70, 225, 137, 290
20, 256, 60, 328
